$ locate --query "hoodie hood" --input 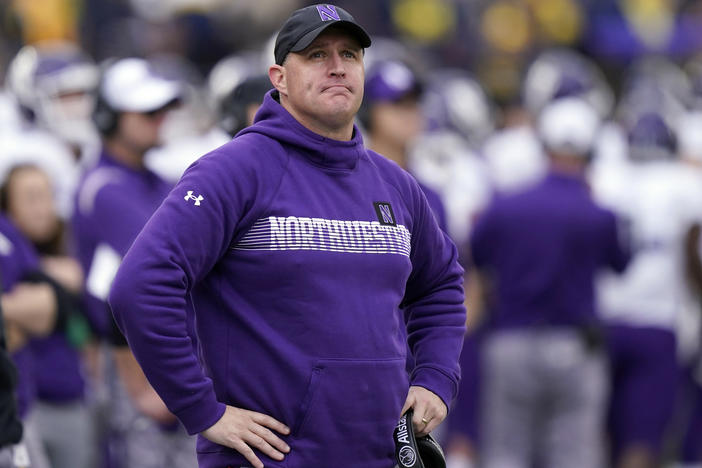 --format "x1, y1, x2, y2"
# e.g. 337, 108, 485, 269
238, 90, 364, 171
